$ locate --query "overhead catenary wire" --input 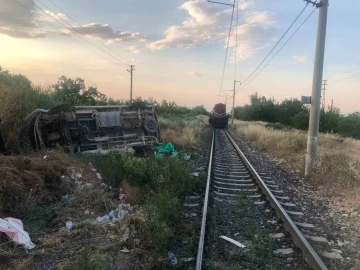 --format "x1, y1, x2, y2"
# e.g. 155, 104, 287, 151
236, 3, 309, 92
44, 0, 131, 67
330, 72, 360, 83
34, 0, 129, 68
219, 0, 236, 92
240, 7, 317, 91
